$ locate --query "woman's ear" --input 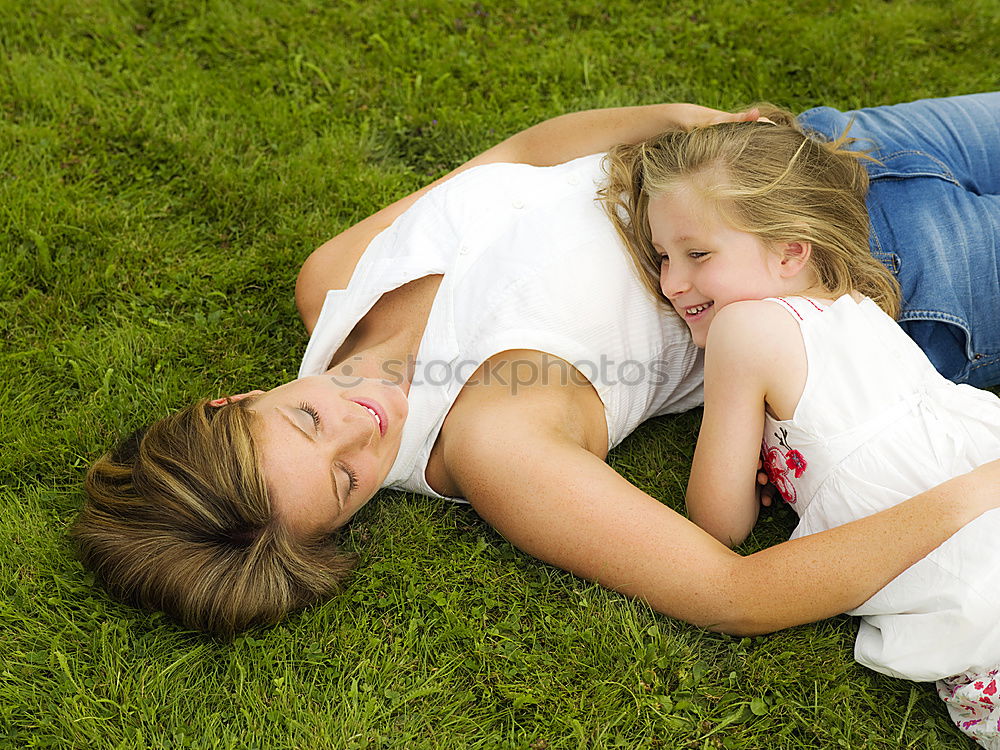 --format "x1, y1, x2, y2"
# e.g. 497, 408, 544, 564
208, 390, 265, 408
777, 241, 812, 278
